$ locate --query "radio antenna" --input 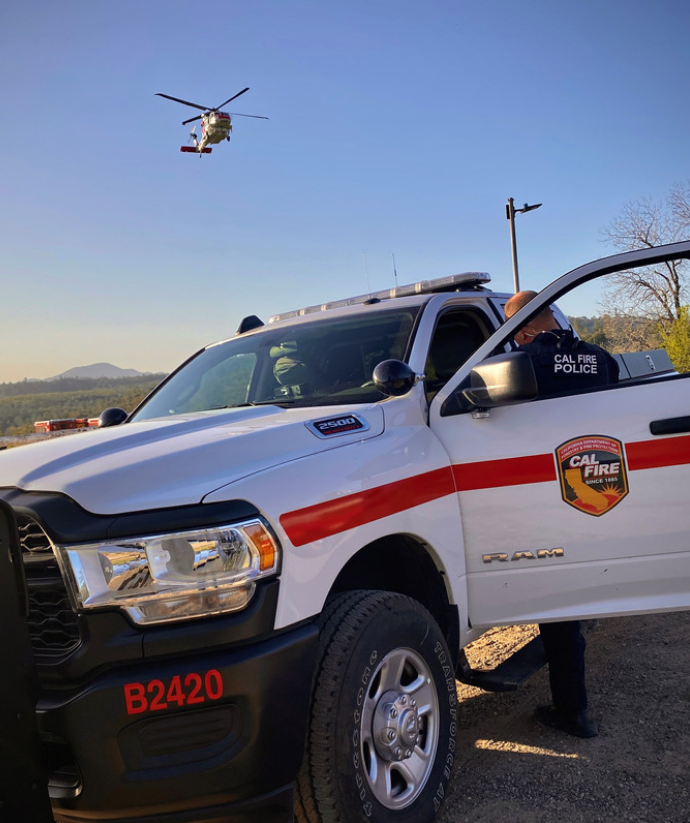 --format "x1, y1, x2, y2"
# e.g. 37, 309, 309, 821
362, 253, 371, 292
392, 253, 398, 287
